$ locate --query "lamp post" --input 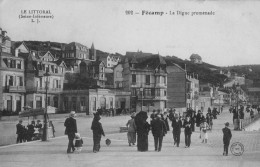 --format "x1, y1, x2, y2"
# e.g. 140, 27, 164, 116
140, 87, 143, 111
42, 71, 49, 141
218, 94, 221, 114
